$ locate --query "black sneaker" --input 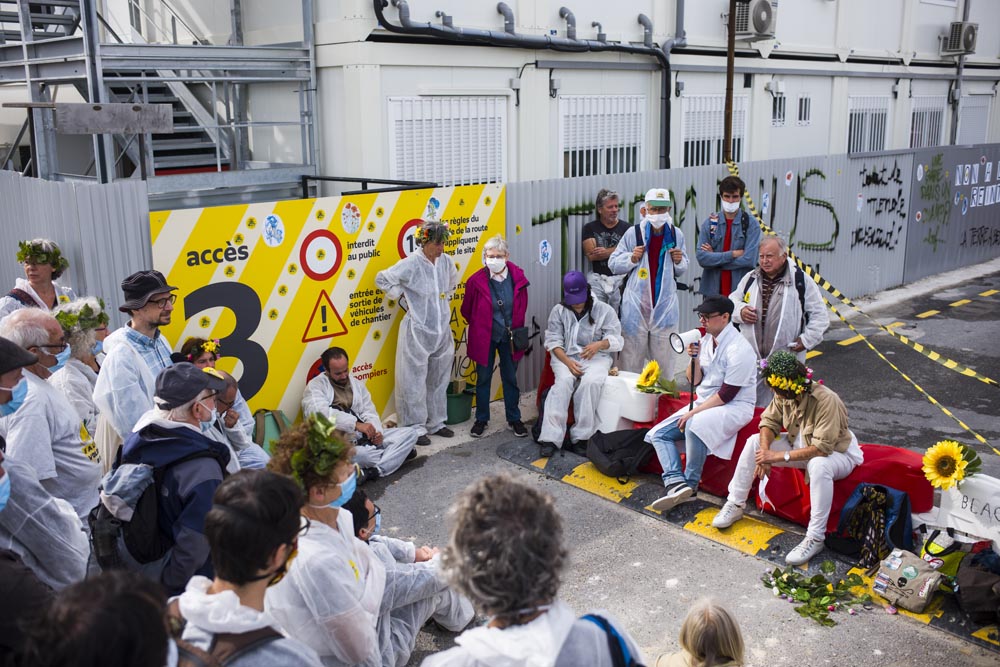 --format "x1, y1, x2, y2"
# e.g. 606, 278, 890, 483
406, 448, 418, 461
433, 427, 455, 438
358, 467, 380, 485
416, 435, 432, 446
539, 442, 557, 458
568, 440, 588, 456
470, 421, 487, 437
509, 421, 528, 437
